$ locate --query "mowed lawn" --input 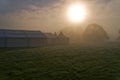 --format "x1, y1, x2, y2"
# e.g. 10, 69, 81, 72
0, 43, 120, 80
